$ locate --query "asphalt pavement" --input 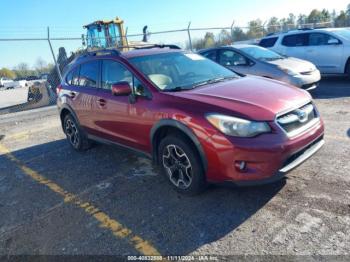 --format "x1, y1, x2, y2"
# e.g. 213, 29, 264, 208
0, 77, 349, 258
